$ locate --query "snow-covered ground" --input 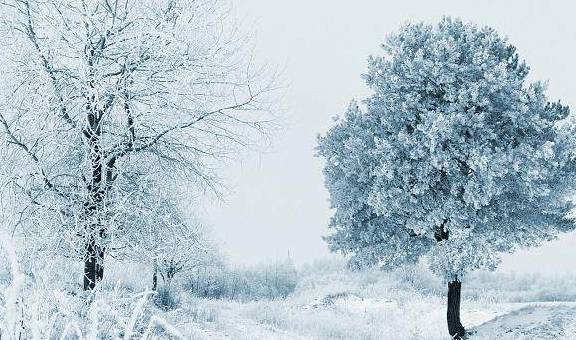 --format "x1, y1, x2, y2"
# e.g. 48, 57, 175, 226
159, 295, 576, 339
473, 303, 576, 340
147, 261, 576, 340
3, 258, 576, 339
